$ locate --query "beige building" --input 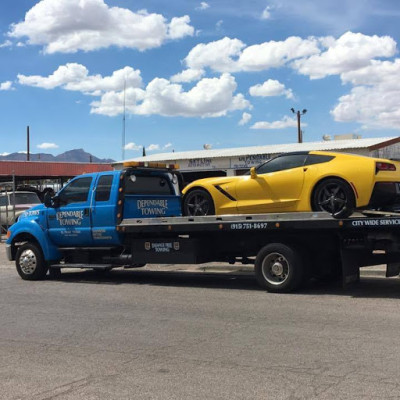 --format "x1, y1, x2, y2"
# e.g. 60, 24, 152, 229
114, 136, 400, 181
